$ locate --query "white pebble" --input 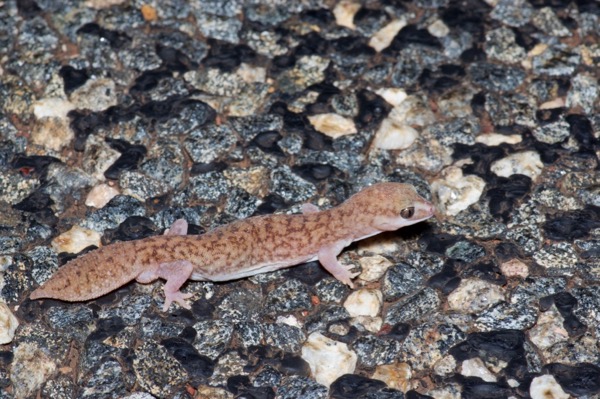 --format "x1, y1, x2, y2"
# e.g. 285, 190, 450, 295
428, 19, 450, 37
85, 183, 120, 208
475, 133, 522, 146
461, 358, 497, 382
351, 316, 383, 333
500, 259, 529, 279
344, 289, 383, 318
358, 255, 394, 282
490, 151, 543, 180
530, 375, 569, 399
369, 19, 407, 52
308, 113, 357, 138
51, 225, 102, 254
375, 88, 408, 107
333, 1, 361, 29
0, 303, 18, 344
447, 278, 504, 313
373, 119, 419, 150
431, 167, 486, 216
528, 307, 569, 350
301, 332, 357, 386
